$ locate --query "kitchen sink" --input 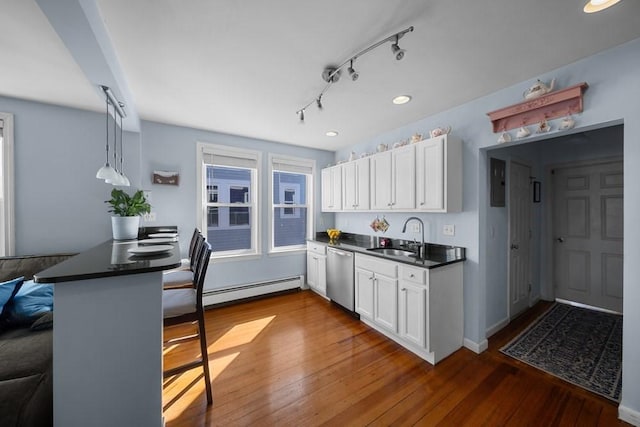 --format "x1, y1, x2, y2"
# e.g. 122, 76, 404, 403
366, 247, 417, 257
